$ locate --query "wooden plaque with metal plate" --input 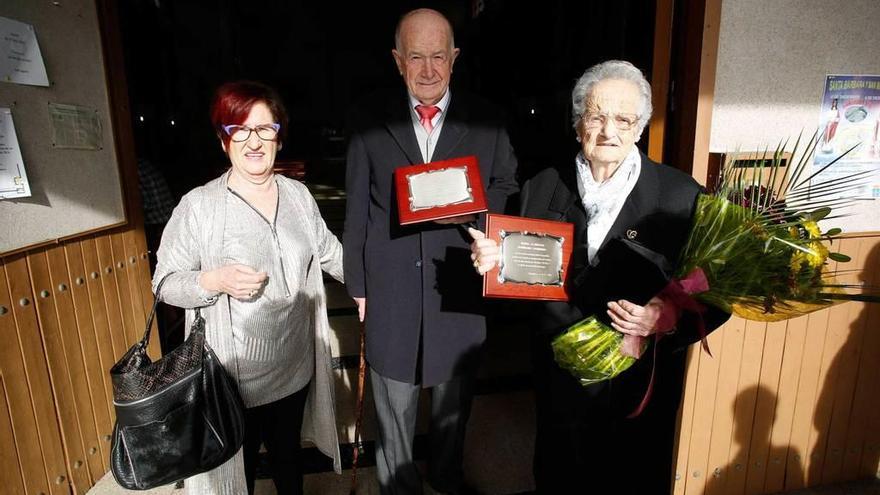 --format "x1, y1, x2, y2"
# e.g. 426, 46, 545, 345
395, 155, 487, 225
483, 214, 574, 301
